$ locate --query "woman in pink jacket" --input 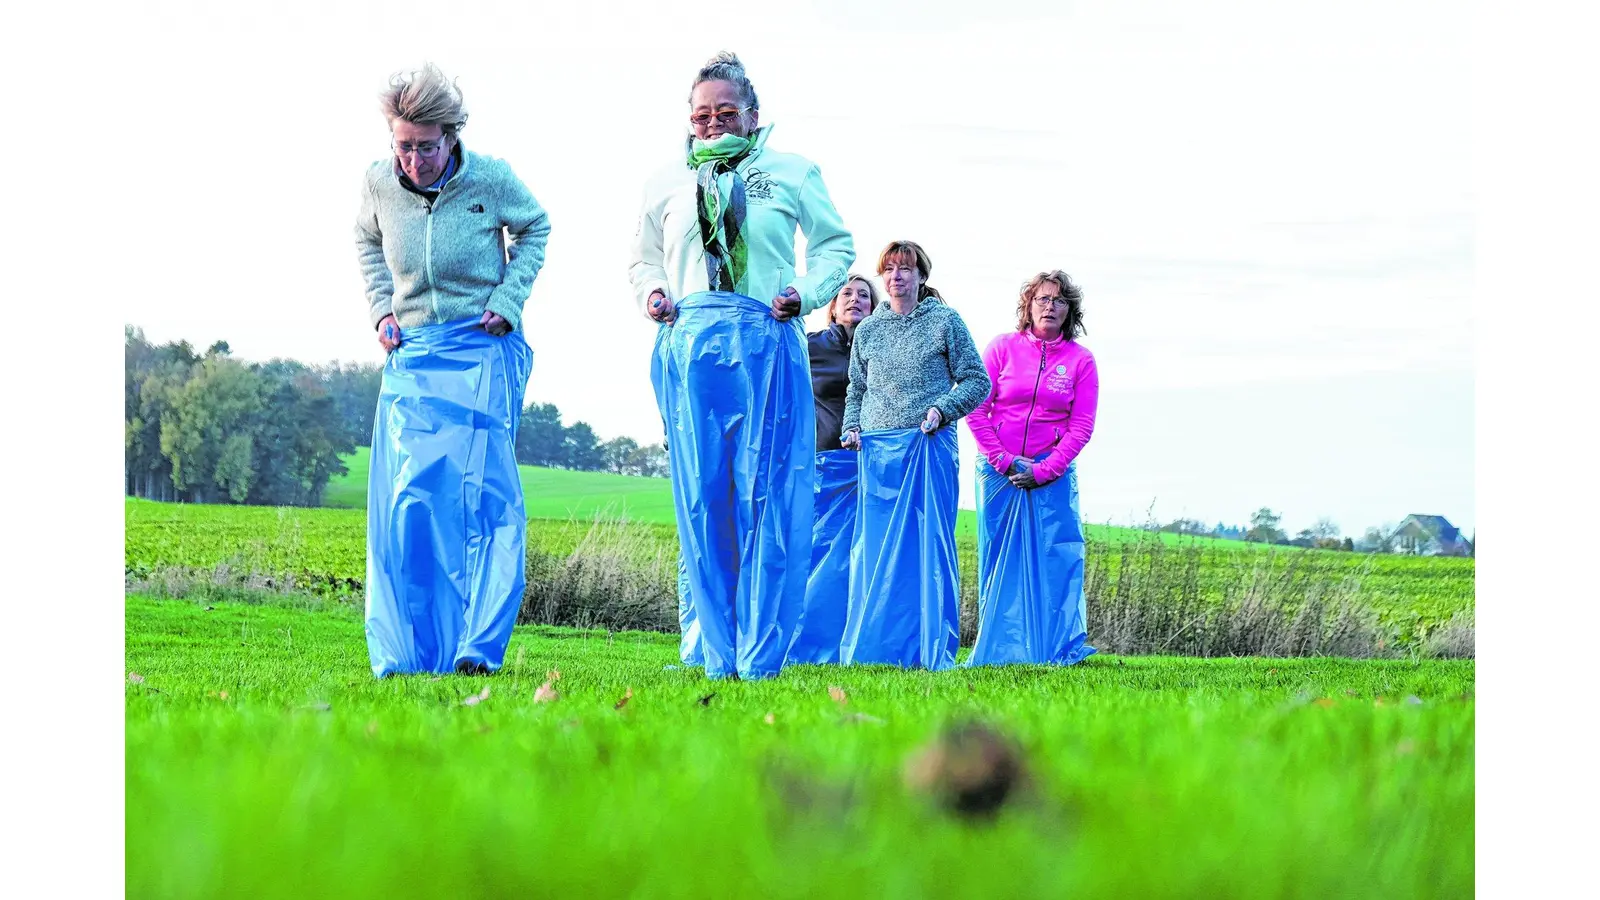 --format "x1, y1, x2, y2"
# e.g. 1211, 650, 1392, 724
964, 270, 1099, 666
